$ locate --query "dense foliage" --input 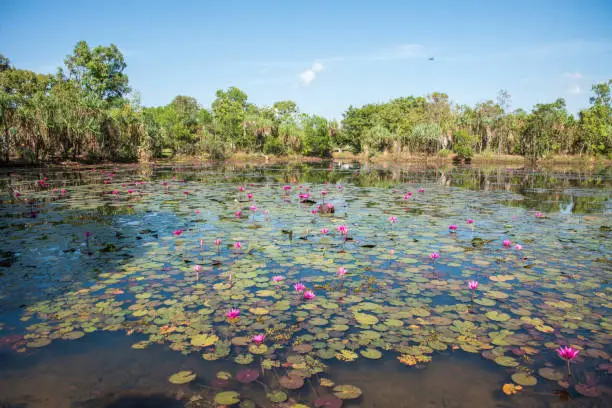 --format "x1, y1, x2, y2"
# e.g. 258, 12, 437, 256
1, 42, 610, 163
